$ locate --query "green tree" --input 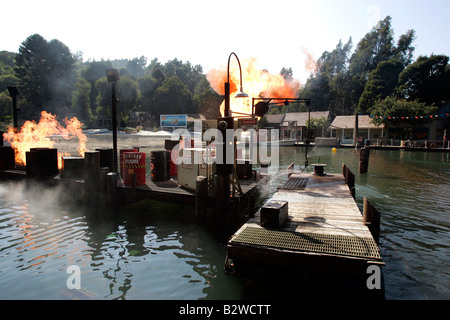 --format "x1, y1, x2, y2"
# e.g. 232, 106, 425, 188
126, 56, 147, 78
358, 58, 405, 113
152, 76, 193, 119
369, 95, 437, 127
348, 16, 415, 112
14, 34, 76, 118
398, 55, 450, 106
193, 77, 222, 118
95, 76, 140, 125
71, 78, 93, 125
